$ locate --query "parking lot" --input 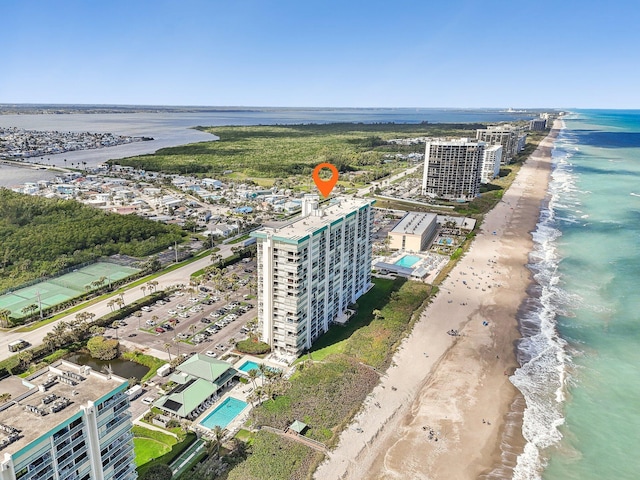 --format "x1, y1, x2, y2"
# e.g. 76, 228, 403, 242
105, 257, 259, 360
